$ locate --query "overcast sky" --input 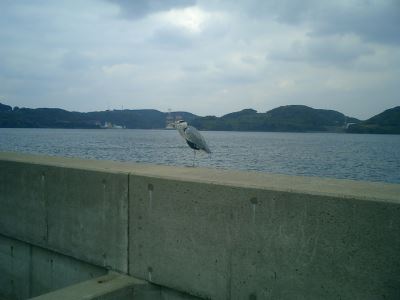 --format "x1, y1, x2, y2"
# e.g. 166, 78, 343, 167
0, 0, 399, 119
